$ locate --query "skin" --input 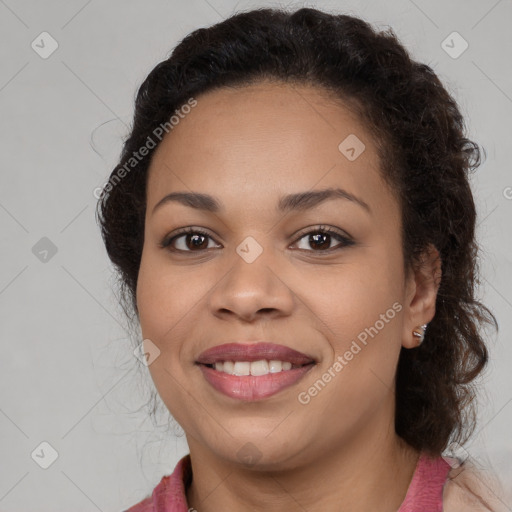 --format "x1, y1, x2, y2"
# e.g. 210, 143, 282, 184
136, 80, 442, 511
